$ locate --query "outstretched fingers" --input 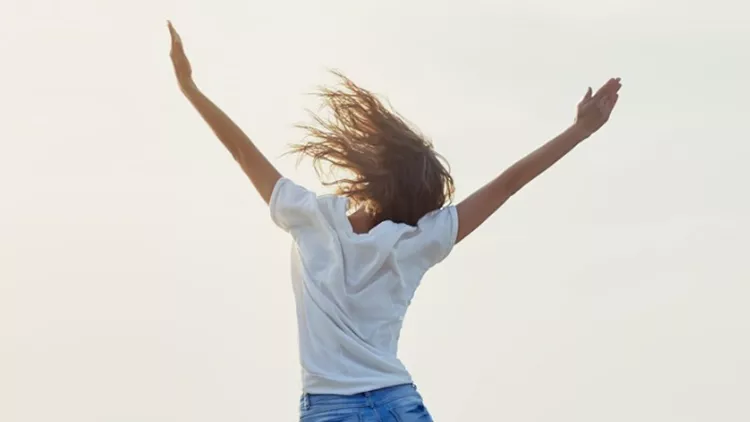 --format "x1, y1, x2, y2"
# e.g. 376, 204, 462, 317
167, 21, 180, 44
167, 20, 186, 58
582, 87, 593, 102
166, 20, 193, 85
595, 78, 622, 115
593, 77, 622, 100
597, 93, 620, 117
